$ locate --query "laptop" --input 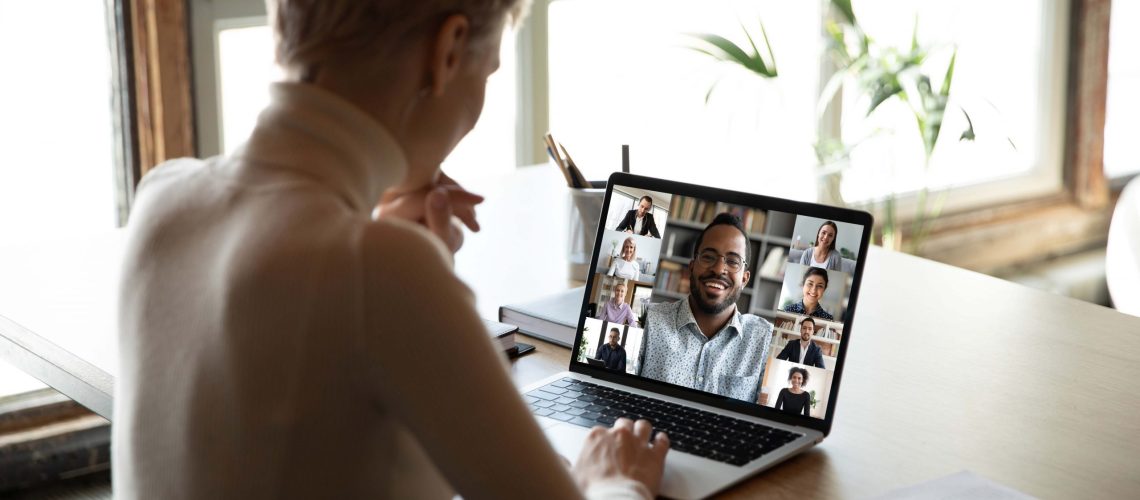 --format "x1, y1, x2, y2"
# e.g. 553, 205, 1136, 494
520, 172, 873, 499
